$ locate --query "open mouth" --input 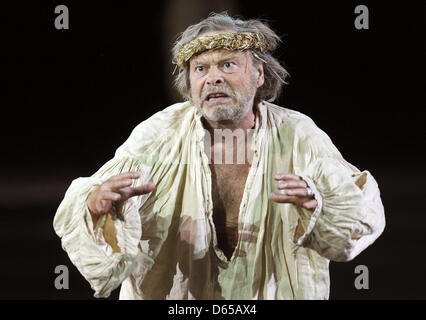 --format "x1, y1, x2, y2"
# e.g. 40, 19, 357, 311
204, 92, 231, 104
